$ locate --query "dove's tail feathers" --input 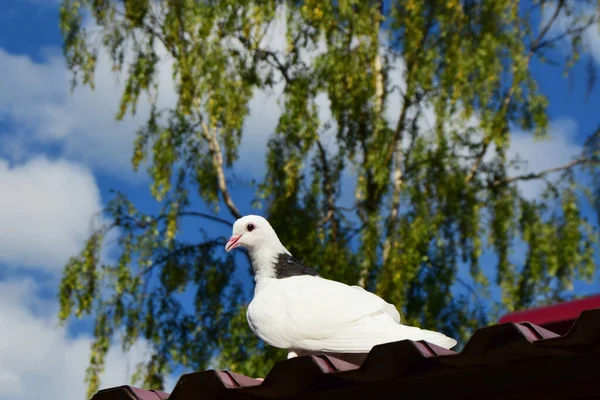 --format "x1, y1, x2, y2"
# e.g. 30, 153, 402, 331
302, 318, 458, 353
398, 325, 458, 349
377, 323, 458, 349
